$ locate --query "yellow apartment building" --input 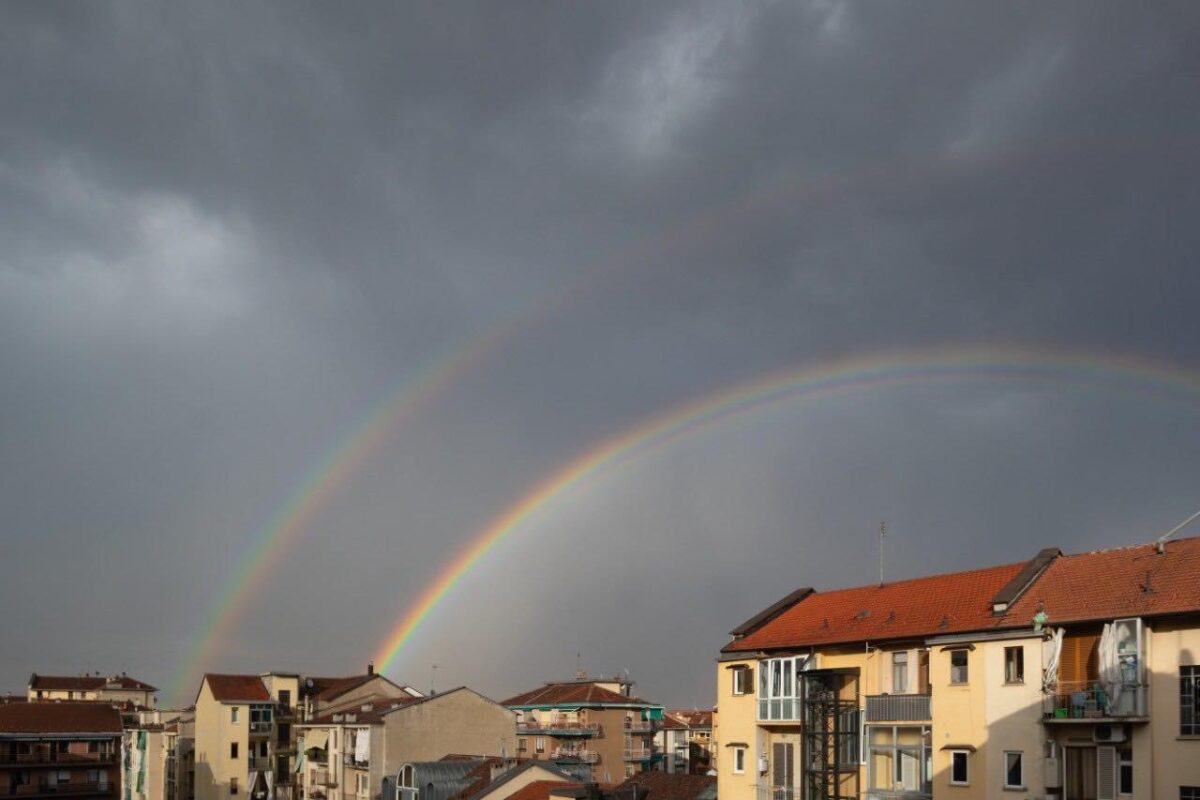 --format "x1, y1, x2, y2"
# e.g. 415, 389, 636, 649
715, 536, 1200, 800
28, 674, 157, 708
